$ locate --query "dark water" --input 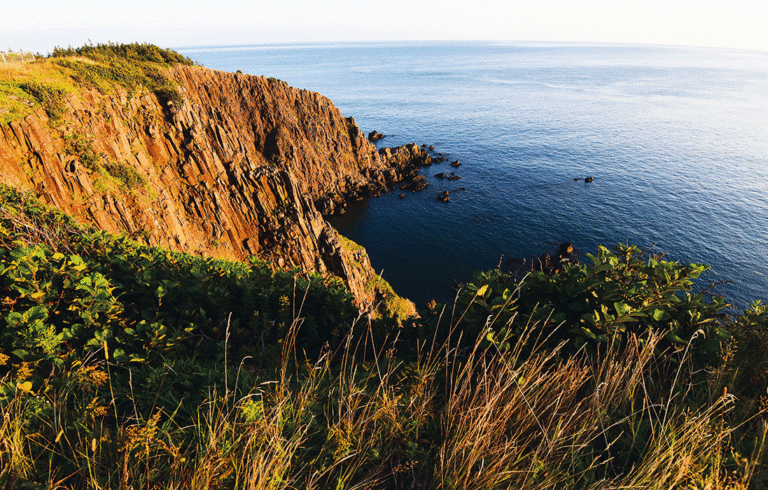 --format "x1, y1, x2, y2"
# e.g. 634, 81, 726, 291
179, 42, 768, 310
